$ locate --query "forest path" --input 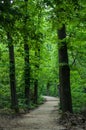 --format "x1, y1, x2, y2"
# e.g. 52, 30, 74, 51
1, 96, 65, 130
